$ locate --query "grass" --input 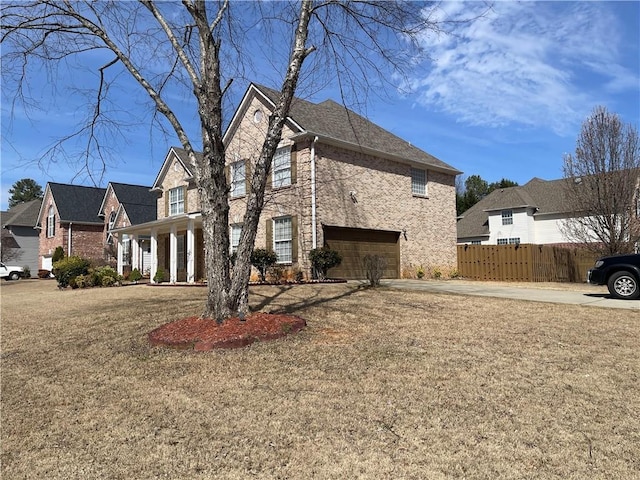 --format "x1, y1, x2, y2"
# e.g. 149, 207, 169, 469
1, 280, 639, 479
